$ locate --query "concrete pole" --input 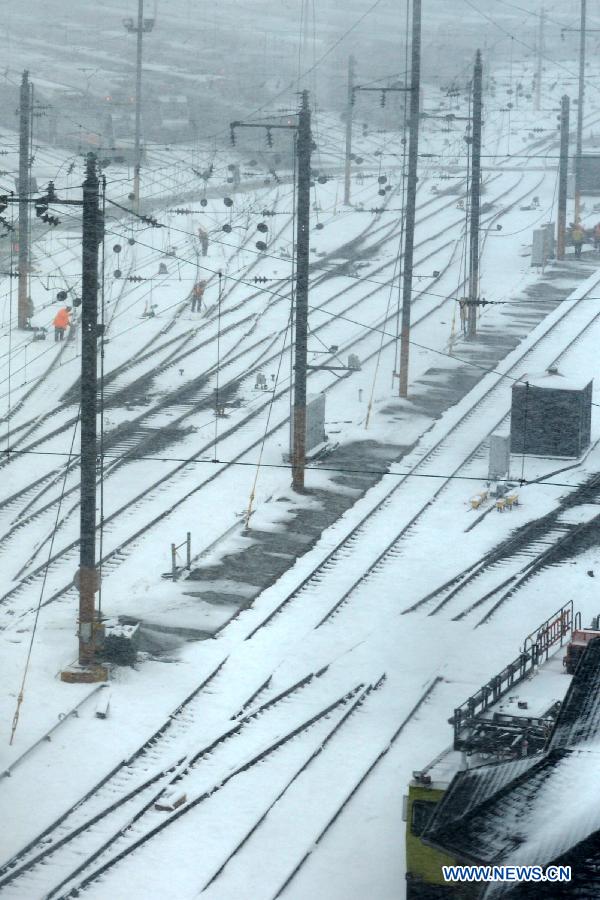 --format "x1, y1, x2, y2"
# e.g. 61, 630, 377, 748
557, 95, 570, 259
398, 0, 421, 398
575, 0, 586, 223
79, 153, 101, 667
292, 91, 311, 492
468, 50, 483, 339
17, 71, 30, 330
344, 56, 355, 206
